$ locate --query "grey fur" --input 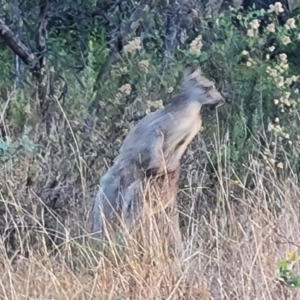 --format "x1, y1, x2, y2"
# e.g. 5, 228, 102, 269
91, 65, 224, 249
